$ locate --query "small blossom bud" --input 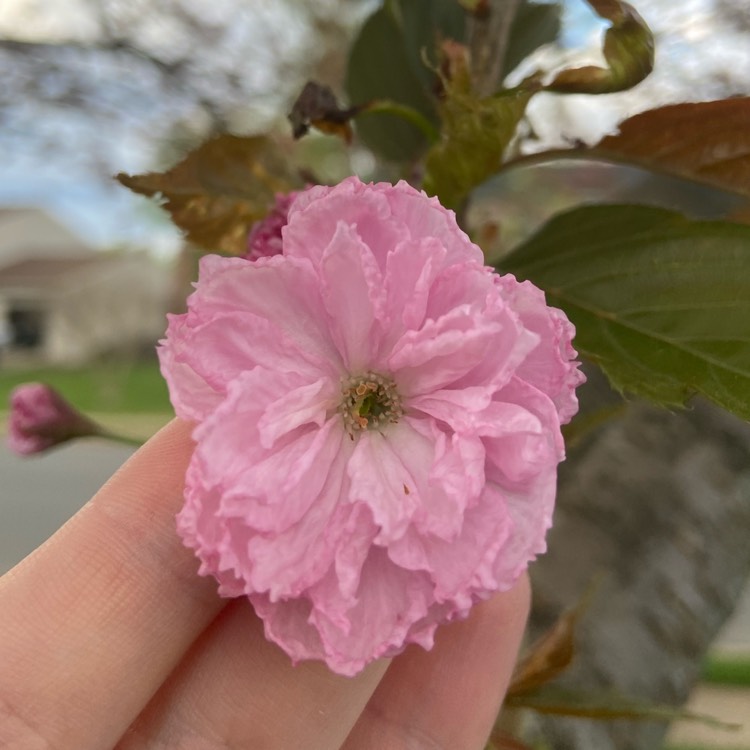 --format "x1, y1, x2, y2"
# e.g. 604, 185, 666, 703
7, 383, 101, 456
244, 191, 298, 261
